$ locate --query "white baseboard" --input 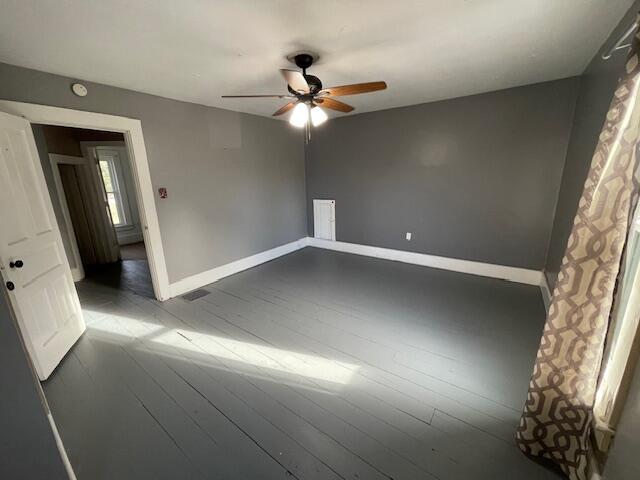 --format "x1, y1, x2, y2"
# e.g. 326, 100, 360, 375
117, 234, 144, 246
168, 238, 307, 298
116, 224, 144, 245
168, 235, 545, 299
540, 272, 553, 314
48, 412, 77, 480
305, 237, 543, 286
70, 267, 84, 283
